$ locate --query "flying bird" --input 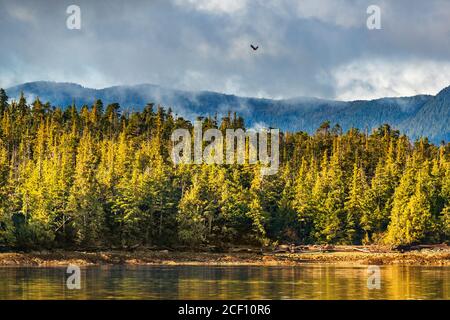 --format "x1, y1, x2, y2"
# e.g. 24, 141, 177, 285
250, 44, 259, 51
